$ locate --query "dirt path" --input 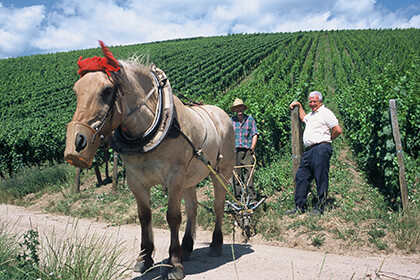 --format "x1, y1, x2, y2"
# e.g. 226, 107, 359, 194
1, 204, 419, 280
